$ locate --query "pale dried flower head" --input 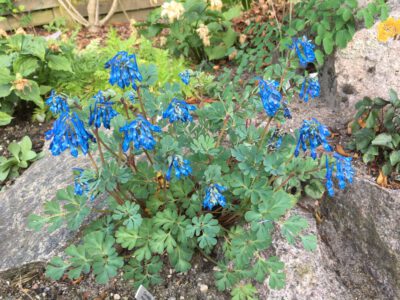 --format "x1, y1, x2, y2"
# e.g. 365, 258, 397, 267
48, 43, 60, 52
13, 77, 30, 91
0, 29, 8, 38
196, 23, 210, 47
15, 27, 26, 35
239, 34, 247, 45
209, 0, 223, 11
161, 1, 185, 23
159, 36, 167, 47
